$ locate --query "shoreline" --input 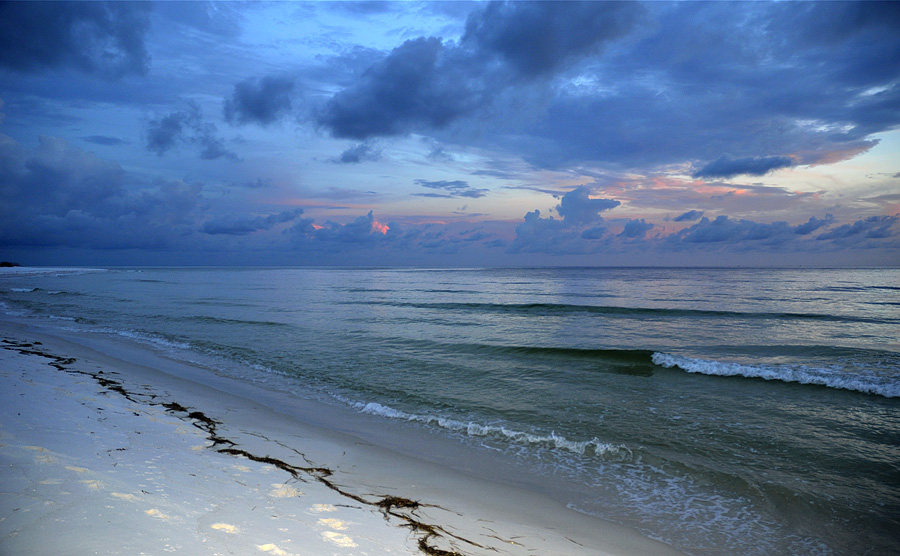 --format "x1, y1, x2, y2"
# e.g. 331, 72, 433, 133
1, 318, 684, 556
